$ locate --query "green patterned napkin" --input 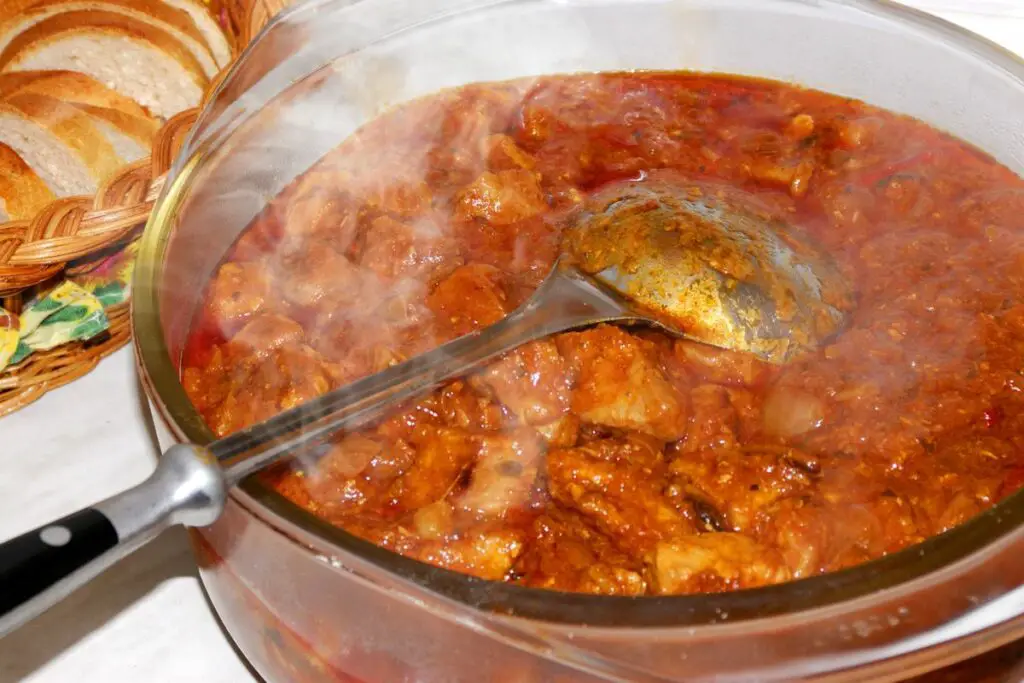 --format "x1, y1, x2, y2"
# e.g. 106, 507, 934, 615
0, 241, 138, 373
